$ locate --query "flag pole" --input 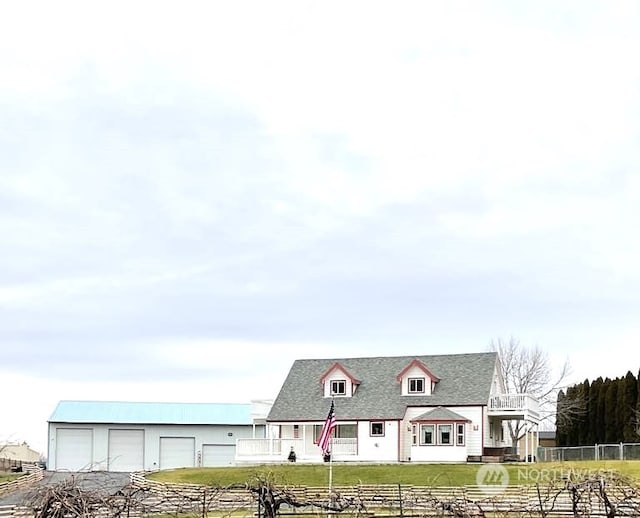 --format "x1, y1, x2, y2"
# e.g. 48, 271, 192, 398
328, 398, 335, 513
329, 434, 333, 493
319, 397, 336, 507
